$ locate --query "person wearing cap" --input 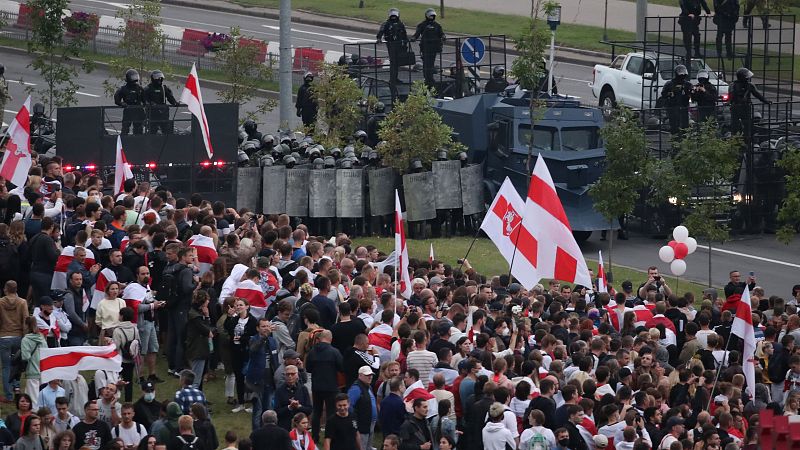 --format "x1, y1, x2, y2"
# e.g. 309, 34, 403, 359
621, 281, 636, 305
274, 364, 312, 431
429, 276, 444, 292
347, 366, 377, 450
274, 349, 308, 387
481, 402, 516, 450
133, 381, 160, 431
592, 434, 609, 450
658, 416, 685, 449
